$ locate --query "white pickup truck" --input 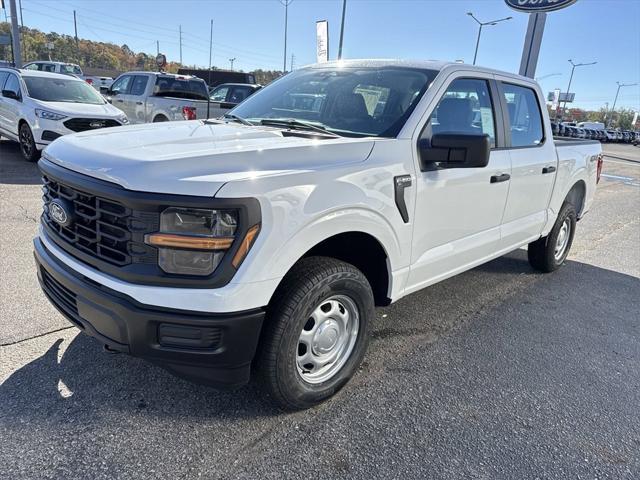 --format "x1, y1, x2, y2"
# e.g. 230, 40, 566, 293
34, 60, 603, 409
22, 61, 114, 92
105, 71, 211, 124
